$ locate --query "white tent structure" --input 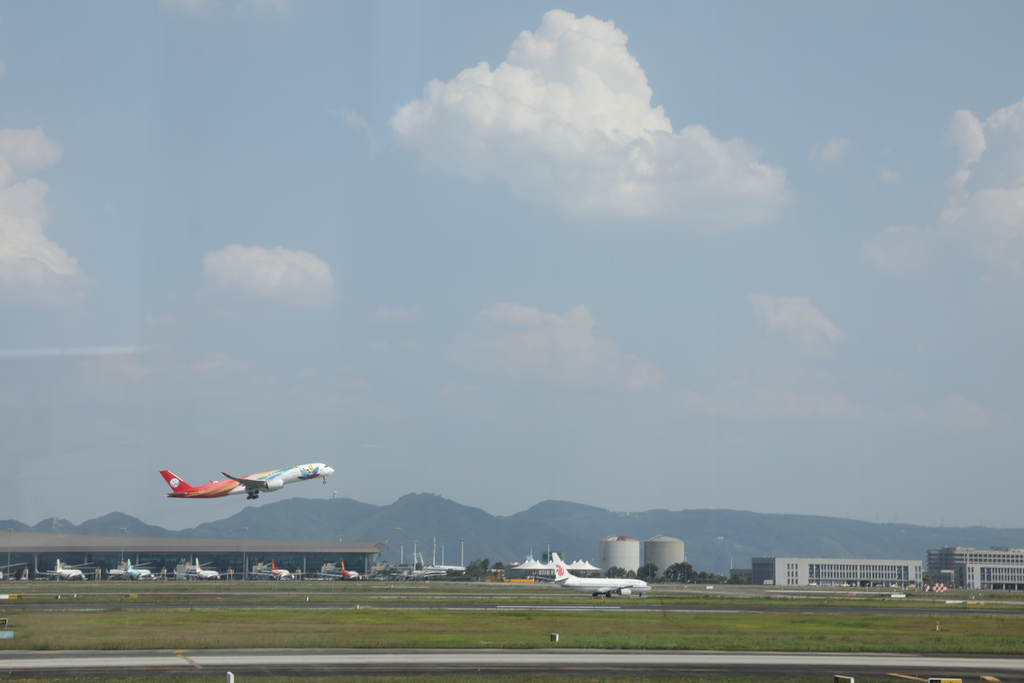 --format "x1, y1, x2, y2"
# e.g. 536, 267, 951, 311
567, 559, 602, 575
